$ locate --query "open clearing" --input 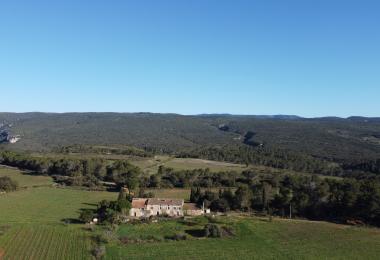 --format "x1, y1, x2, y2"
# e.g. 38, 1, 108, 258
146, 188, 191, 200
0, 187, 116, 223
124, 156, 249, 175
164, 158, 248, 171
